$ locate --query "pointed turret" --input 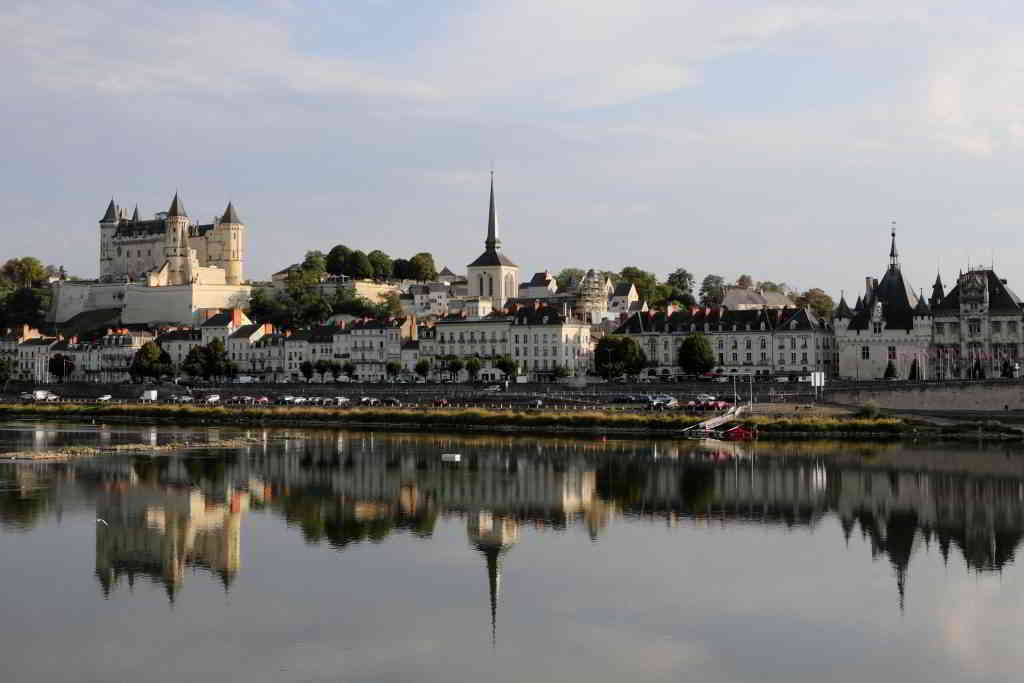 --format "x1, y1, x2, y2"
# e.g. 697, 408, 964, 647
914, 290, 930, 315
131, 205, 139, 223
854, 295, 864, 312
167, 192, 187, 218
930, 272, 945, 307
834, 293, 854, 319
100, 198, 118, 223
221, 201, 241, 224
